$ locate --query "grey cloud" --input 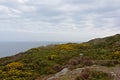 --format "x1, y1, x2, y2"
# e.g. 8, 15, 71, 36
0, 0, 120, 41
